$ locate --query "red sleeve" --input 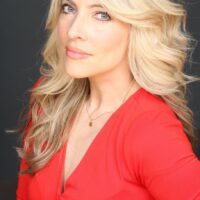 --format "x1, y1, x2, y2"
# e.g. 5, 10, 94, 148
125, 109, 200, 200
16, 77, 43, 200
